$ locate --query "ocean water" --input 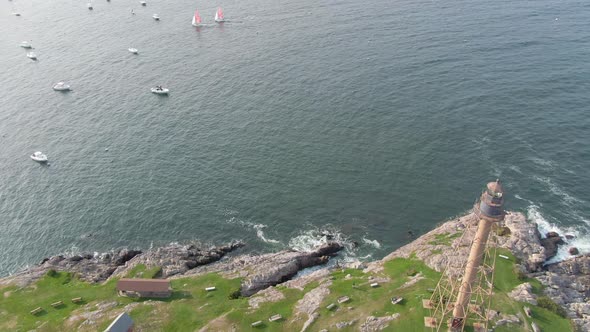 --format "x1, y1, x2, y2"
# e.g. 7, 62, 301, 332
1, 0, 589, 276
